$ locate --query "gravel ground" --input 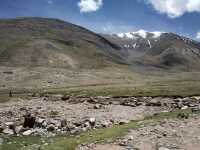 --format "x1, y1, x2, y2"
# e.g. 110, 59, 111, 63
80, 115, 200, 150
0, 97, 160, 127
122, 116, 200, 150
